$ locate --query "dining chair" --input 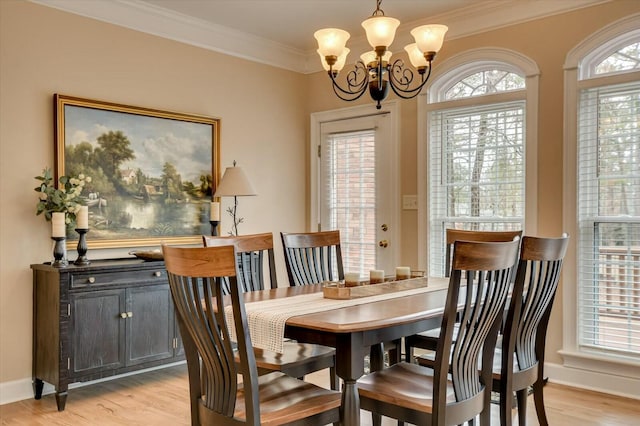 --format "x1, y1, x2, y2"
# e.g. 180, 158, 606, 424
281, 230, 401, 366
280, 230, 344, 286
404, 228, 523, 362
357, 239, 520, 425
203, 233, 338, 390
492, 234, 569, 426
162, 244, 341, 426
